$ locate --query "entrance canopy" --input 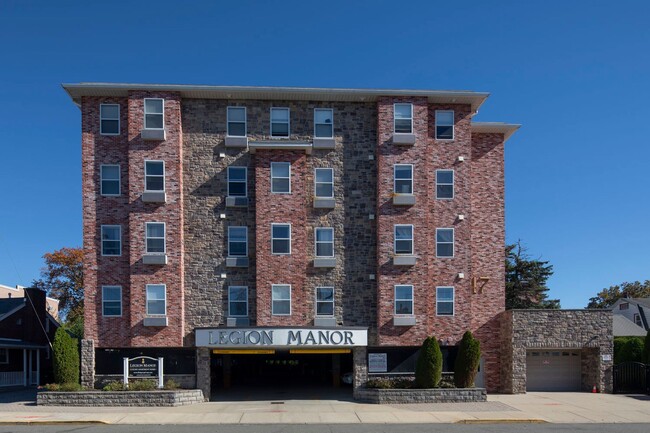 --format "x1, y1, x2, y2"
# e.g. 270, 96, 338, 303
195, 327, 368, 349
